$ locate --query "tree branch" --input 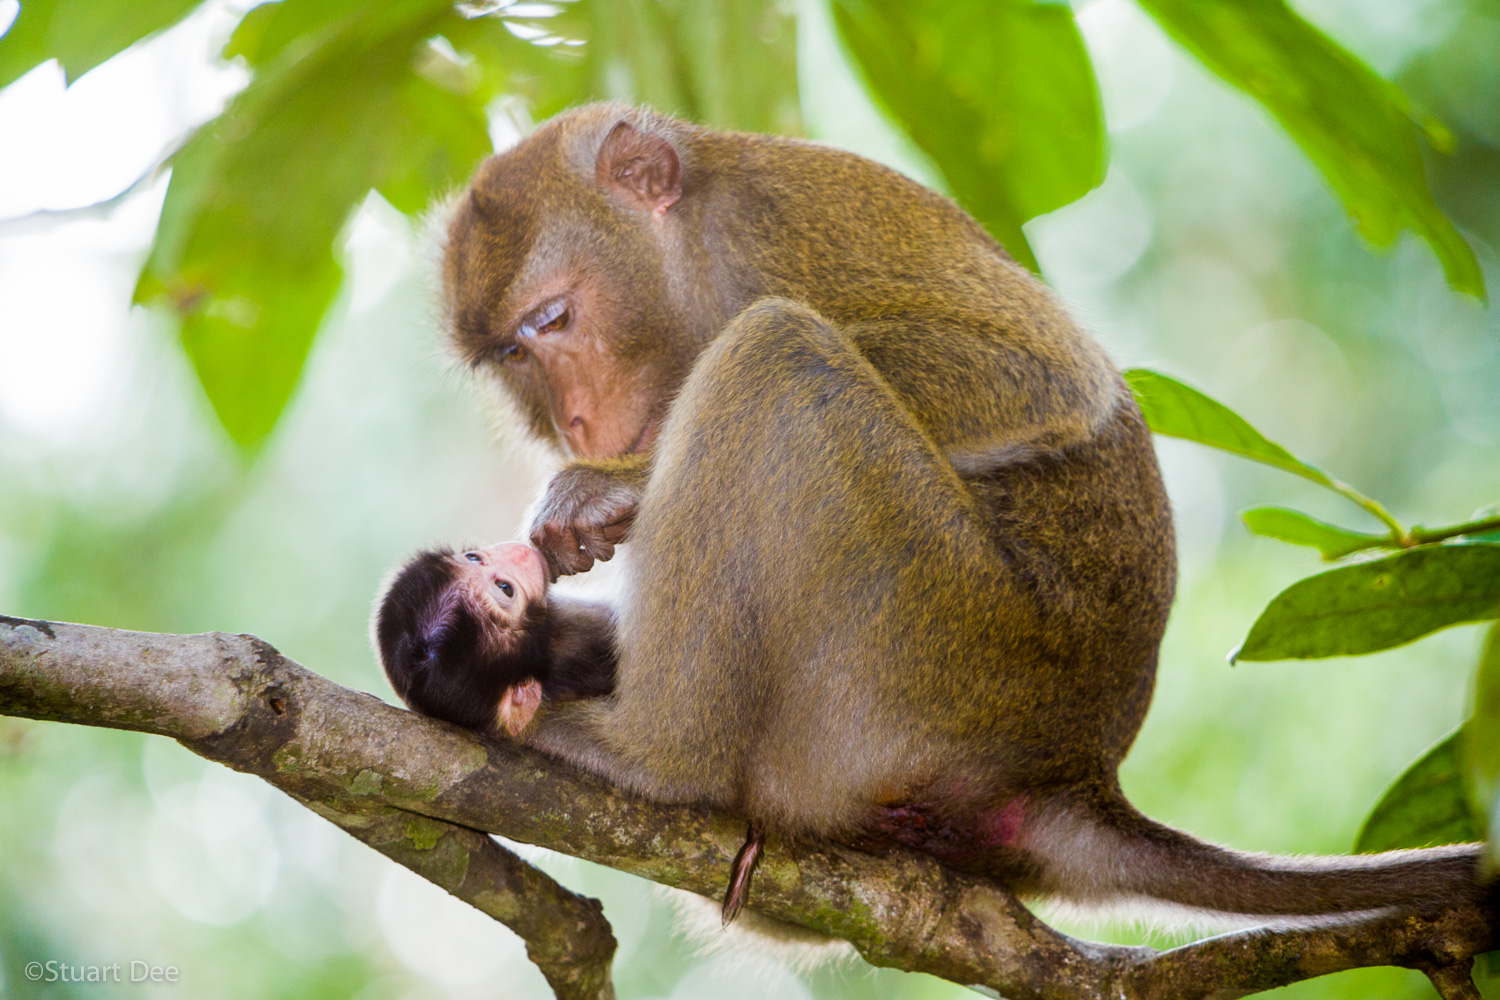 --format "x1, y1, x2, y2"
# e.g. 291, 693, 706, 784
1, 615, 1493, 999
